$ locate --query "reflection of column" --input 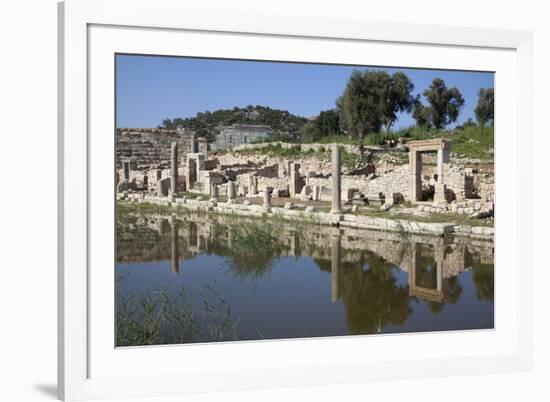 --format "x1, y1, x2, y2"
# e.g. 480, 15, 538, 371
437, 260, 443, 292
289, 231, 299, 256
171, 216, 179, 274
331, 234, 341, 303
227, 227, 233, 248
331, 144, 341, 213
435, 245, 444, 292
